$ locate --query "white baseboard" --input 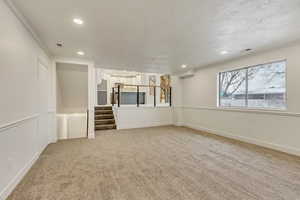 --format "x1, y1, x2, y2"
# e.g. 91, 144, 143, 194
88, 133, 95, 139
184, 122, 300, 157
174, 122, 183, 126
0, 147, 45, 200
118, 122, 172, 130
